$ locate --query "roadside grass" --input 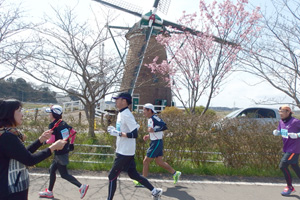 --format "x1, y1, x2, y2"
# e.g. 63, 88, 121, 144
26, 131, 285, 179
